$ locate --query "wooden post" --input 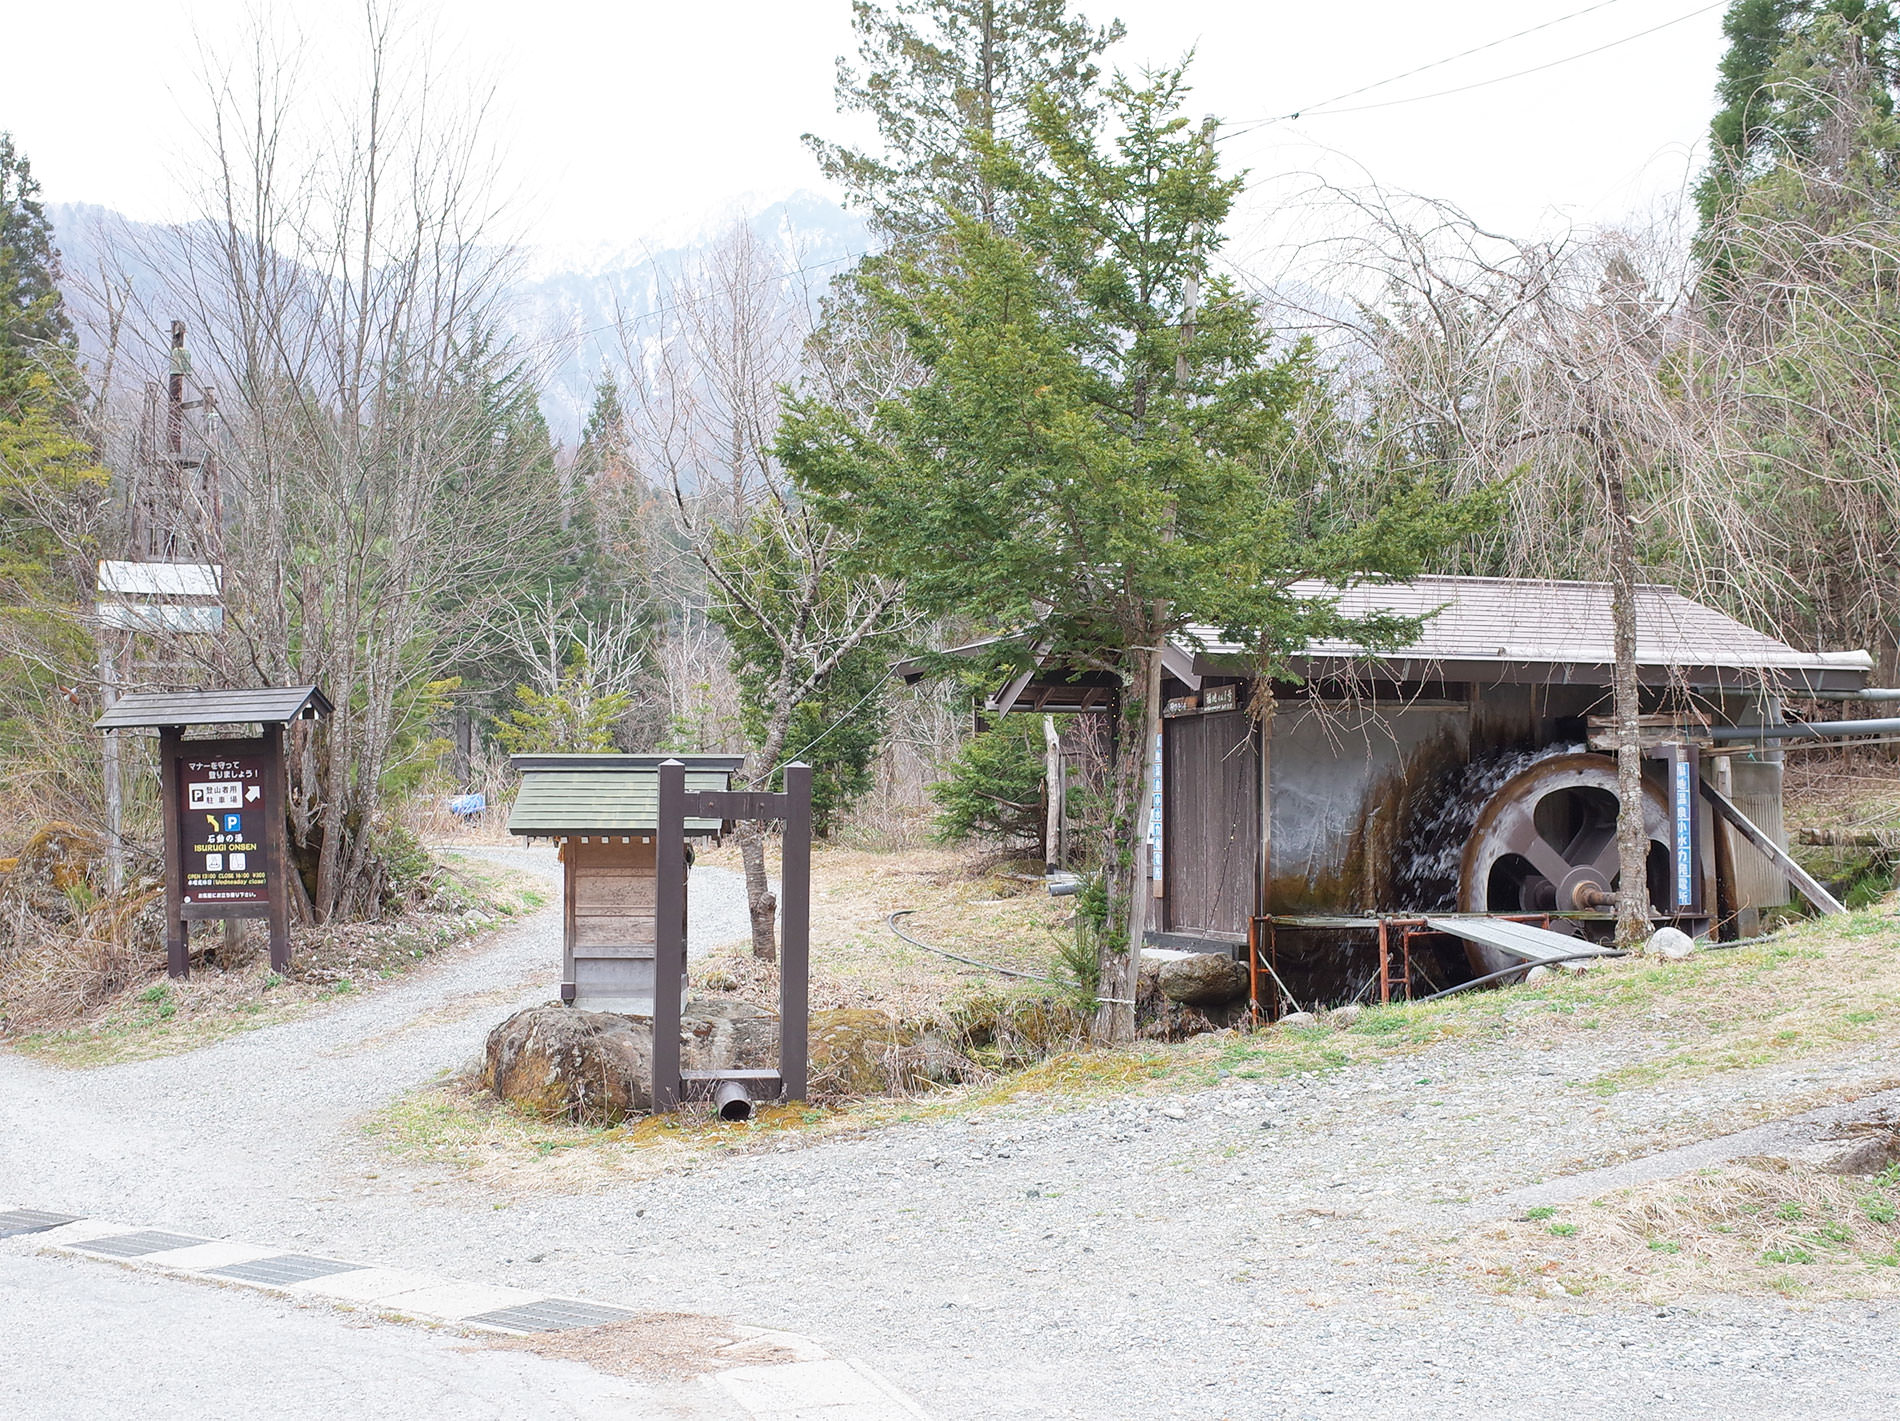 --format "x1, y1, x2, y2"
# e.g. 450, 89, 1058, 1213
263, 725, 291, 974
780, 763, 813, 1103
652, 760, 687, 1111
158, 726, 187, 979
